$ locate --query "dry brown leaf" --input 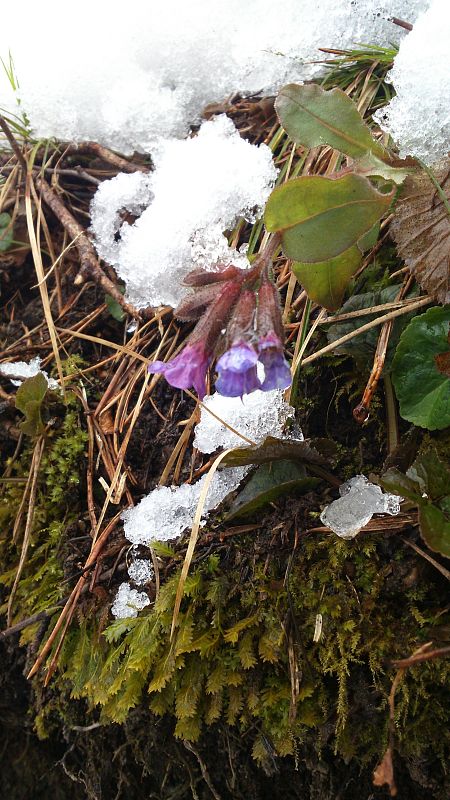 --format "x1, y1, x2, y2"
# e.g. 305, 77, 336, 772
390, 162, 450, 304
373, 746, 397, 797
